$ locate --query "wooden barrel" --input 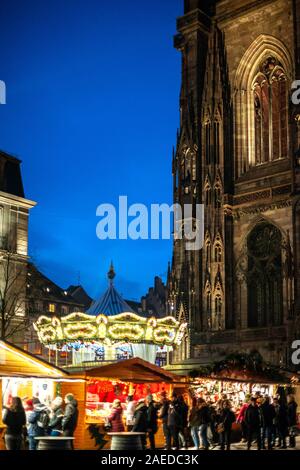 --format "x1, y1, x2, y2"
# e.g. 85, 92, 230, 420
35, 437, 74, 450
108, 432, 144, 451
